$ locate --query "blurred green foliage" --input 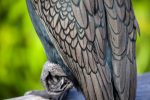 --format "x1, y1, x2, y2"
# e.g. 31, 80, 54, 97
0, 0, 46, 99
0, 0, 149, 99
